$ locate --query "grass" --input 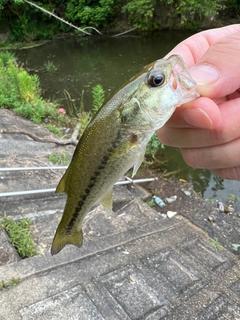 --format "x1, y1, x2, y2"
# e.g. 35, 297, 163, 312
46, 124, 63, 136
49, 150, 69, 165
209, 237, 223, 250
0, 216, 38, 258
0, 277, 21, 290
